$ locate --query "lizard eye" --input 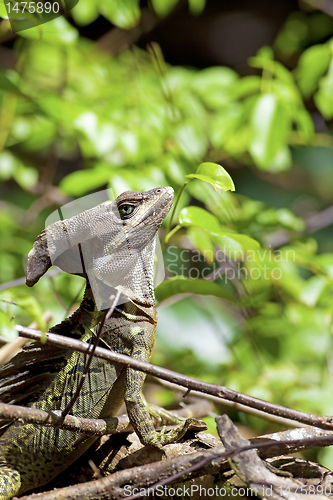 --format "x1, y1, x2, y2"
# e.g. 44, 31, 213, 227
118, 204, 135, 218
